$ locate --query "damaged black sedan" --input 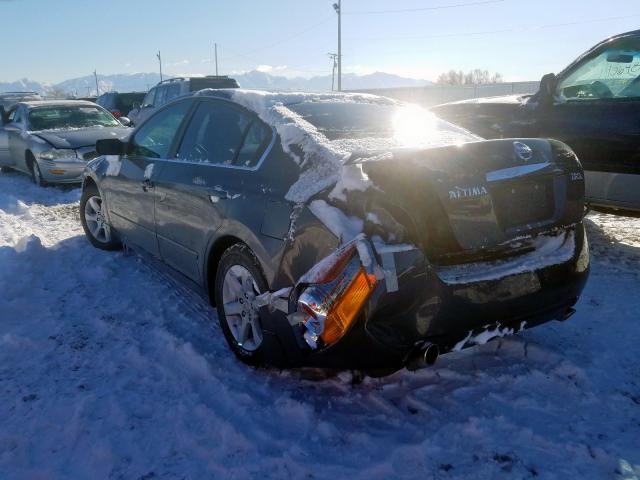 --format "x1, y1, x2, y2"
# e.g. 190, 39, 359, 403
80, 90, 589, 372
